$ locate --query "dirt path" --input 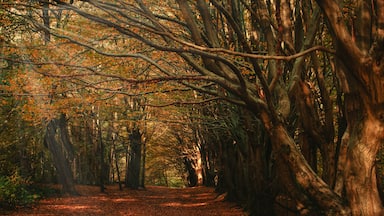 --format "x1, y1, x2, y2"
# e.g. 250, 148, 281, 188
4, 185, 247, 216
